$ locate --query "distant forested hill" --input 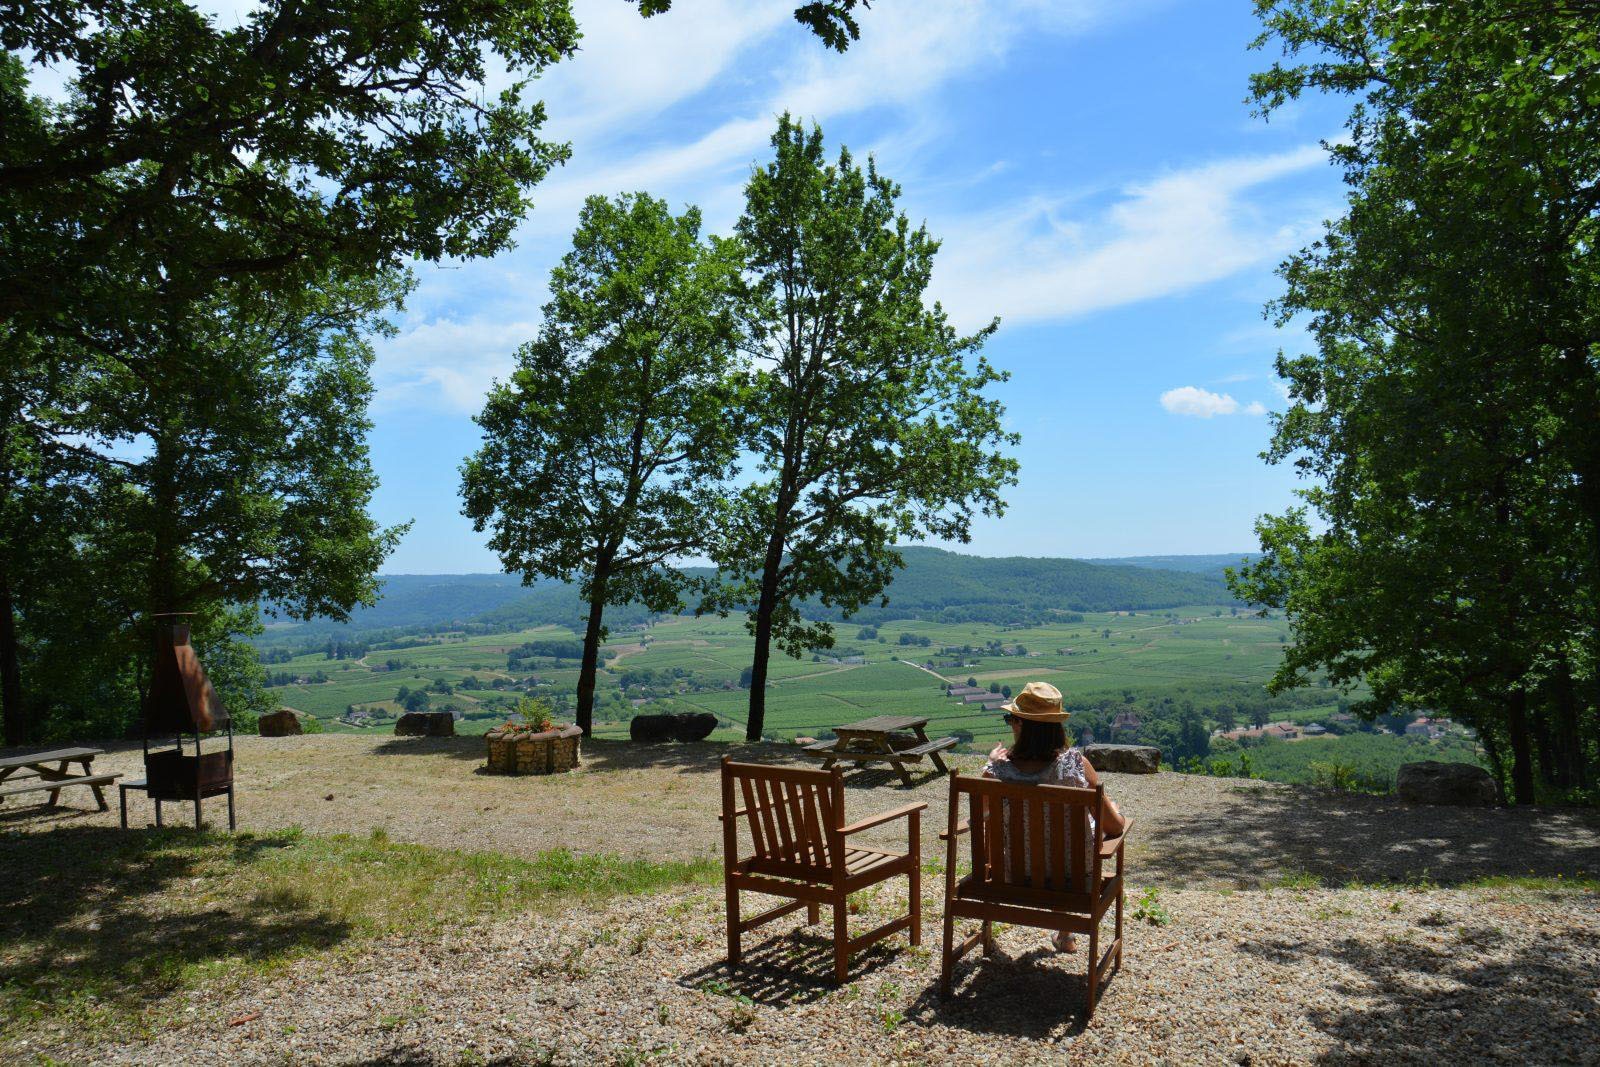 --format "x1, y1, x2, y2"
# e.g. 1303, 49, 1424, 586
1081, 553, 1258, 575
256, 547, 1239, 647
